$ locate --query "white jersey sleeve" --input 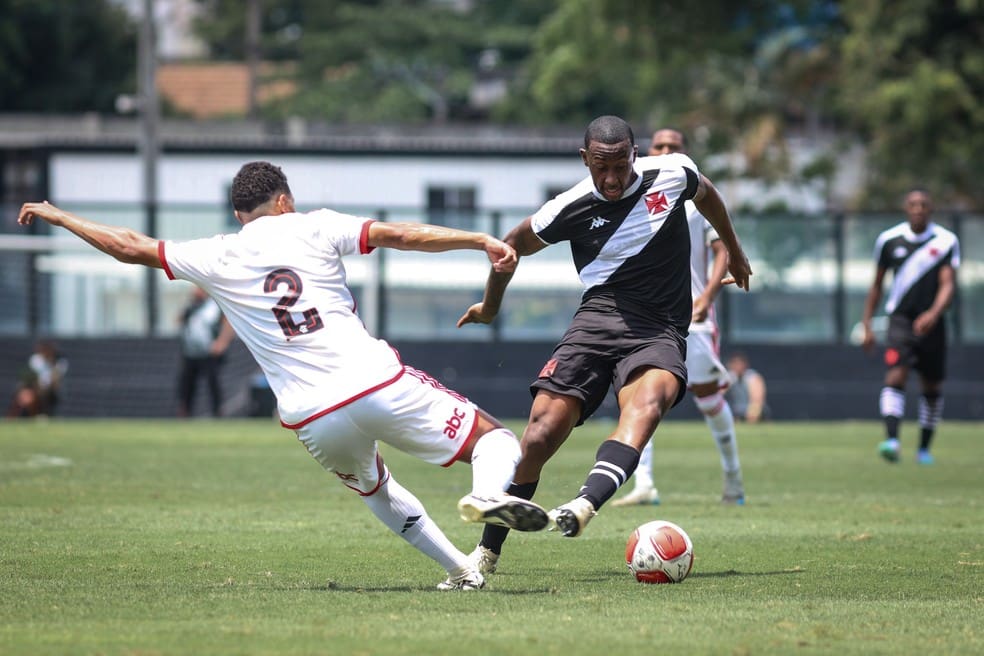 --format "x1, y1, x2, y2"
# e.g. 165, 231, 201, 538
159, 209, 404, 428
